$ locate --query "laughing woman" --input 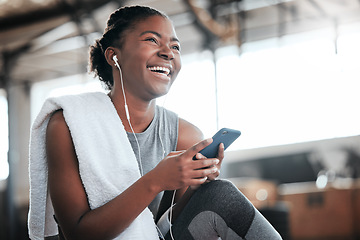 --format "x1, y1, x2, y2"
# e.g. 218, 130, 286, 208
28, 5, 282, 240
